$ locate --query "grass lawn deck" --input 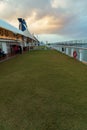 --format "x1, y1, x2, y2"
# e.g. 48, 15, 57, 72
0, 50, 87, 130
